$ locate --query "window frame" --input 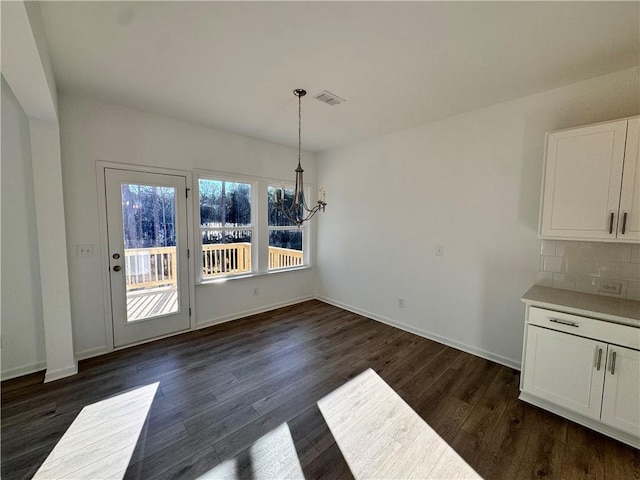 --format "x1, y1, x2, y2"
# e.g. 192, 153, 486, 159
267, 183, 307, 271
196, 171, 256, 282
195, 170, 313, 284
